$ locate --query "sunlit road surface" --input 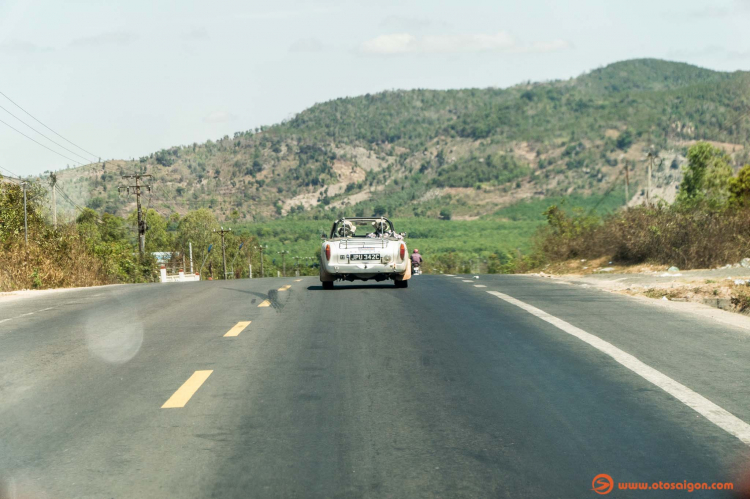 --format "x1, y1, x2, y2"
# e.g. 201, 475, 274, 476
1, 276, 750, 498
